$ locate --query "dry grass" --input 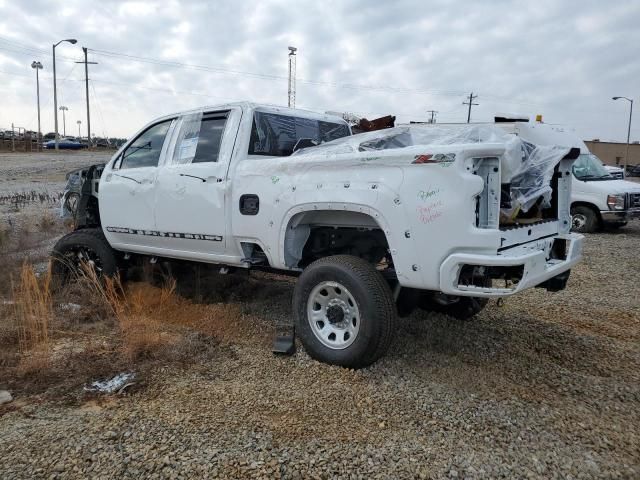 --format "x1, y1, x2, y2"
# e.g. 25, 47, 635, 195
1, 257, 242, 398
11, 264, 52, 373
